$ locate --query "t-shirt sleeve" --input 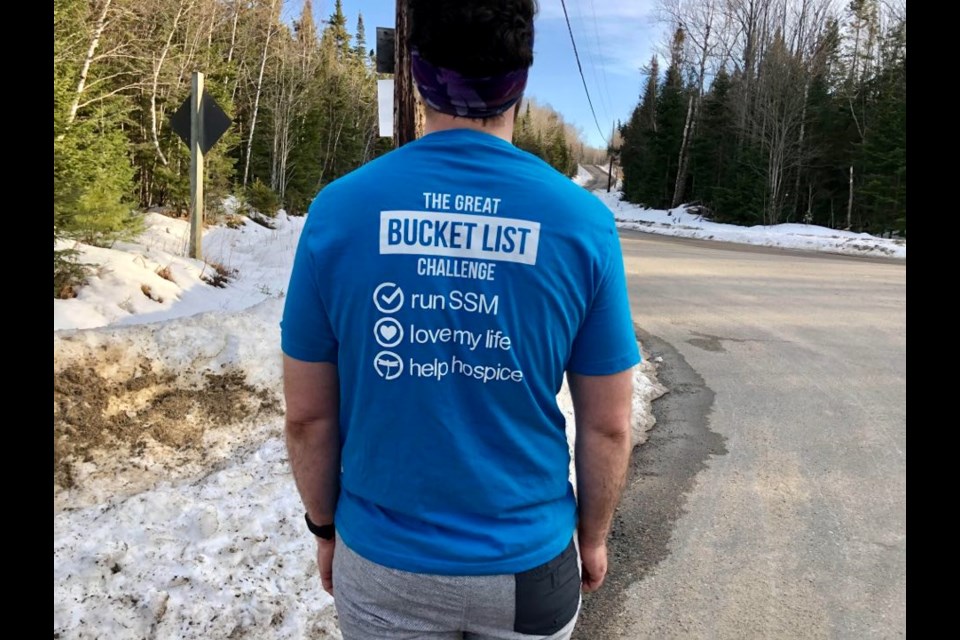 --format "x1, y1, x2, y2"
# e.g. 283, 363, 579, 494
280, 224, 339, 363
566, 229, 641, 375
